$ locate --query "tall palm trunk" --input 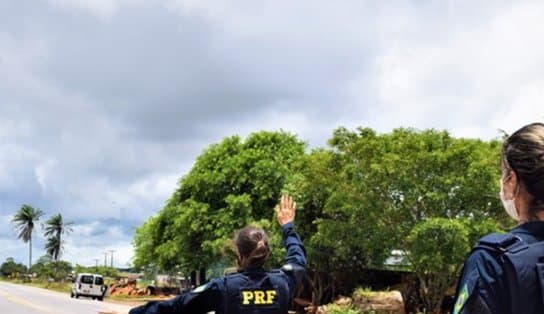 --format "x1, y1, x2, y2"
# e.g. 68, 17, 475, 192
12, 204, 44, 276
55, 234, 61, 273
29, 236, 32, 272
